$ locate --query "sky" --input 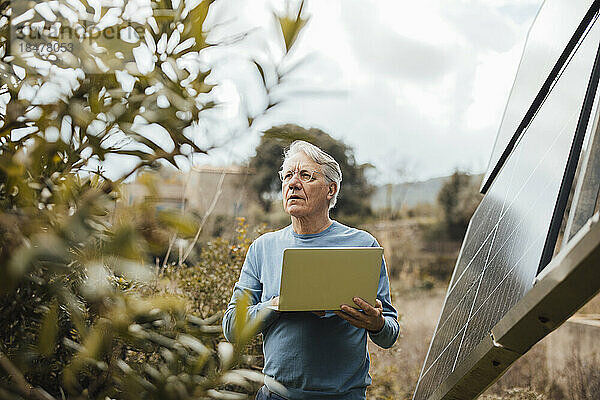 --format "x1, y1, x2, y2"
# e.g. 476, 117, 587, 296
195, 0, 545, 184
